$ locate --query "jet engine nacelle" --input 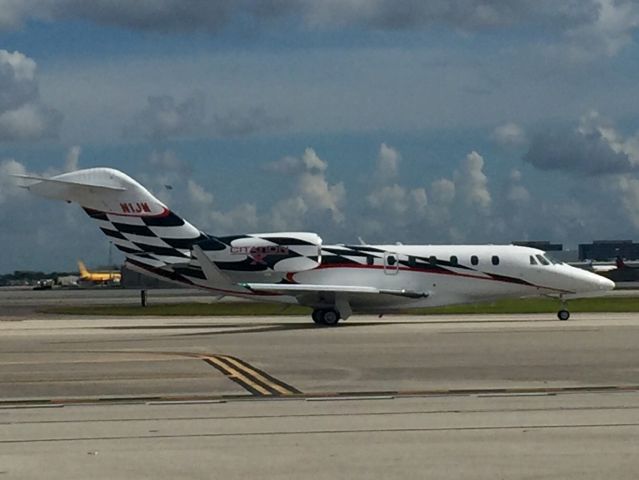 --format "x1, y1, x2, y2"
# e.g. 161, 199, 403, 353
198, 232, 323, 272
